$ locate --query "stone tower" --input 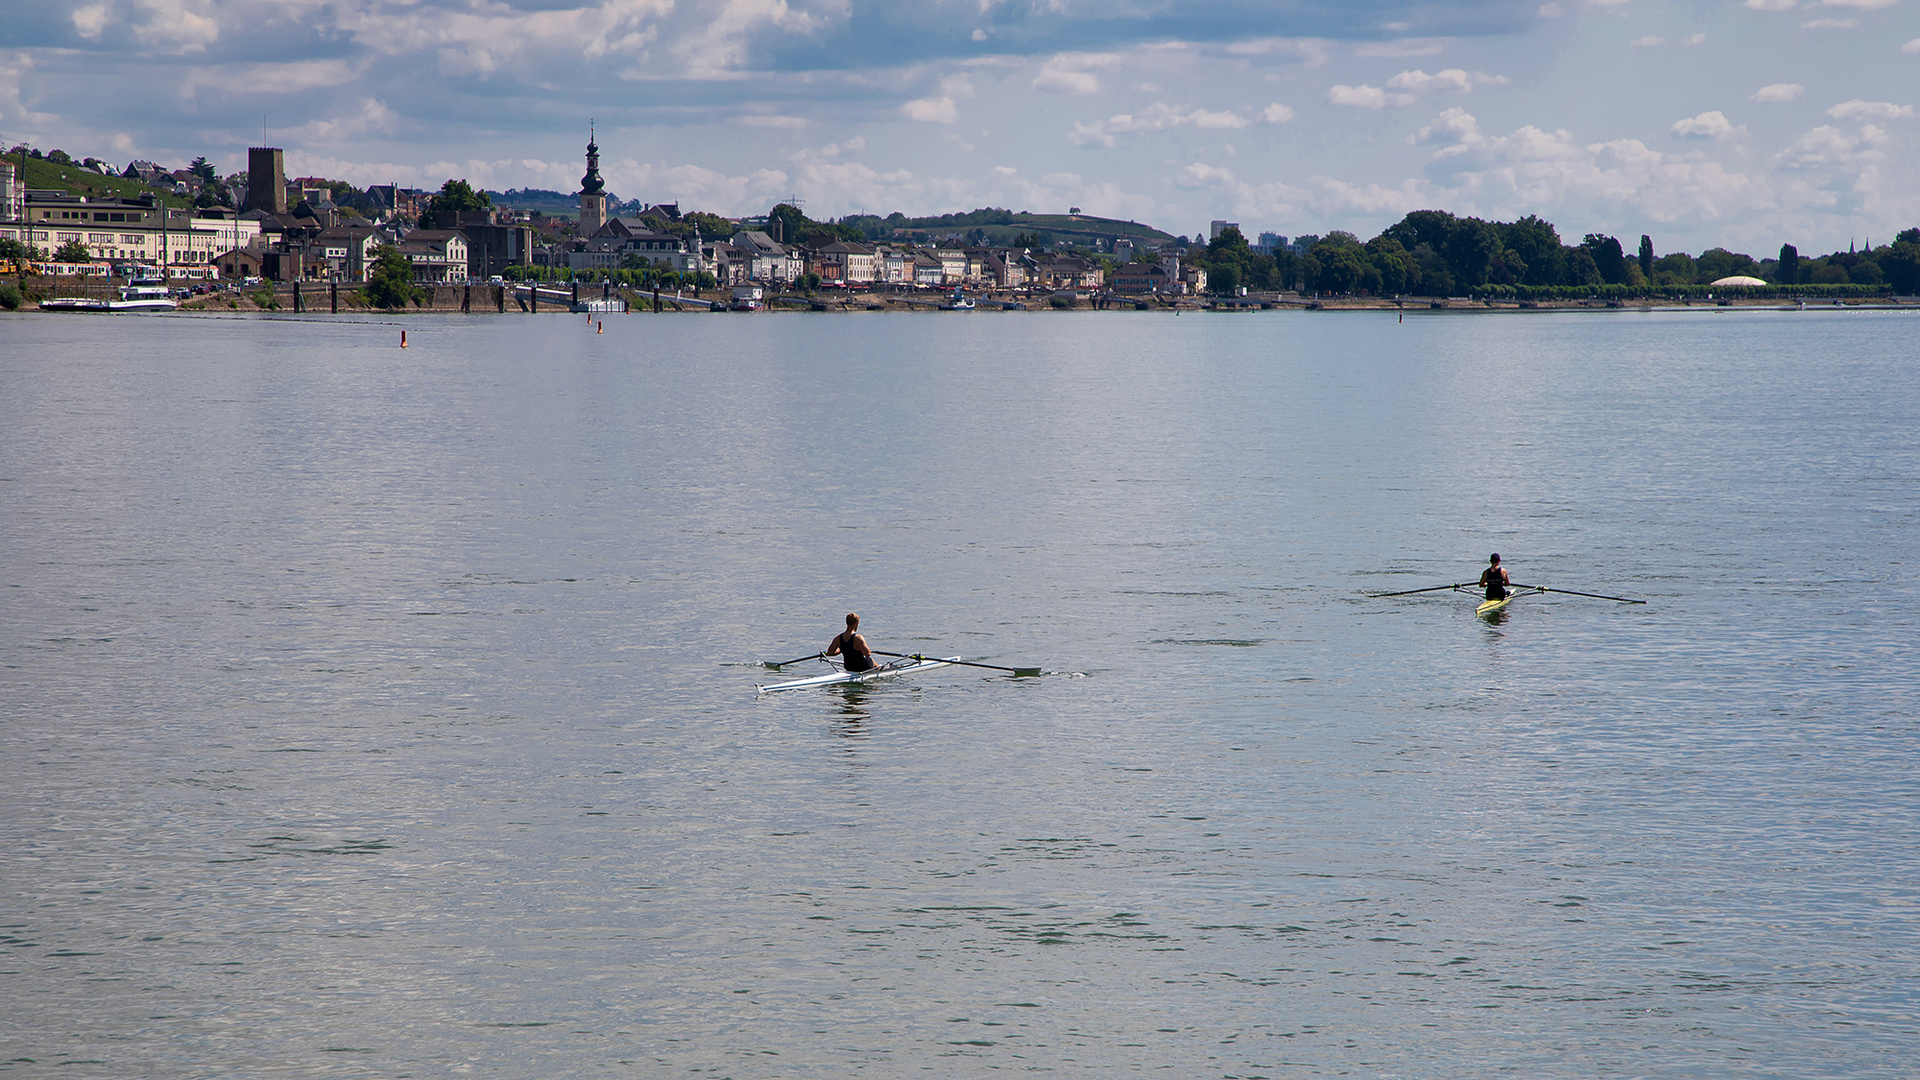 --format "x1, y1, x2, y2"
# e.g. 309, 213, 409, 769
247, 147, 286, 215
579, 127, 607, 239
